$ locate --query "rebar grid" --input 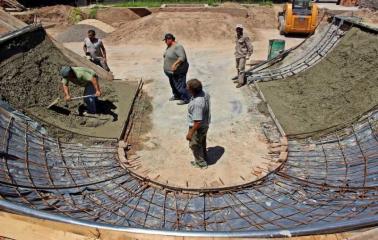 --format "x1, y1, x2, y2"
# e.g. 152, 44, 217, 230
247, 18, 346, 83
1, 100, 378, 232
